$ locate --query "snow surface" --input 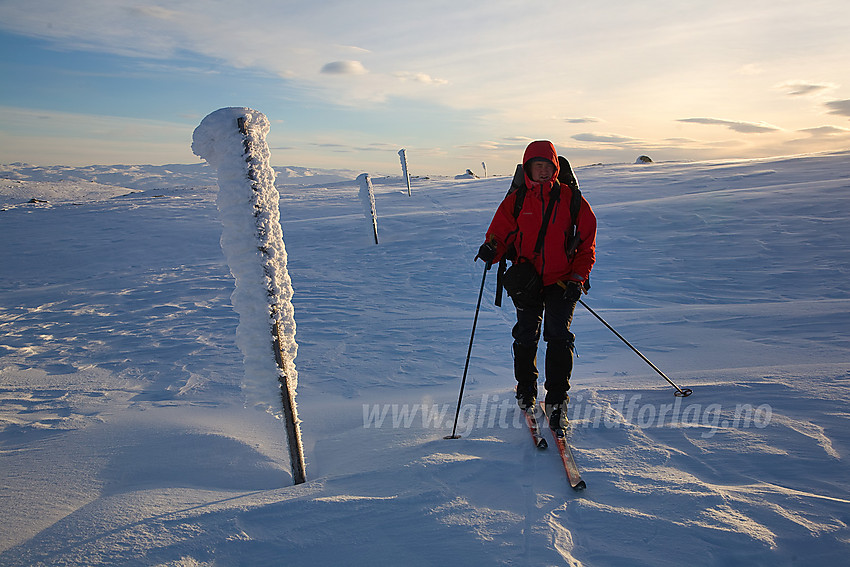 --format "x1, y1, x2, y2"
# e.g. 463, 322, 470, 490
1, 151, 849, 565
